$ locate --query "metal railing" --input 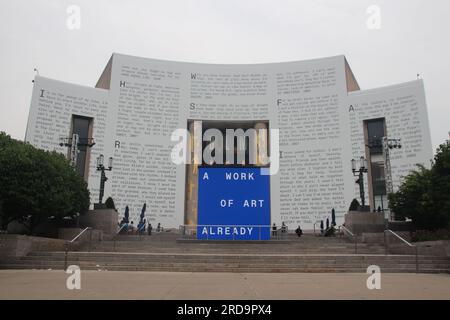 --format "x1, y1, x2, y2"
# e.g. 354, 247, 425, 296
179, 225, 287, 240
313, 221, 321, 235
64, 227, 92, 270
272, 226, 289, 240
313, 221, 330, 236
113, 224, 127, 251
339, 225, 358, 254
384, 229, 418, 272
